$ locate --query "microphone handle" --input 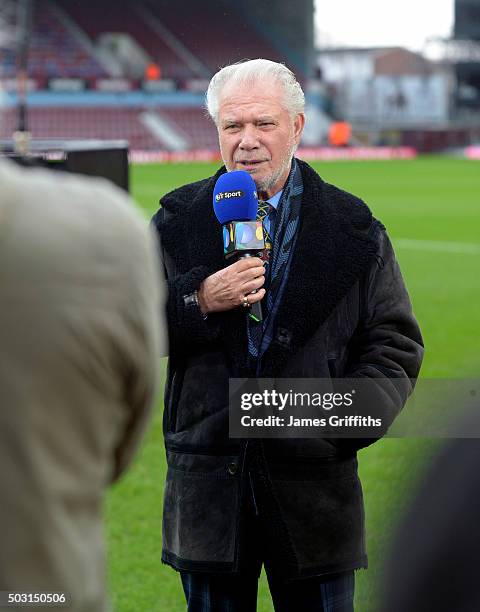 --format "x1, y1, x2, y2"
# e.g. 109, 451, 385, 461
249, 299, 263, 324
239, 253, 263, 324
